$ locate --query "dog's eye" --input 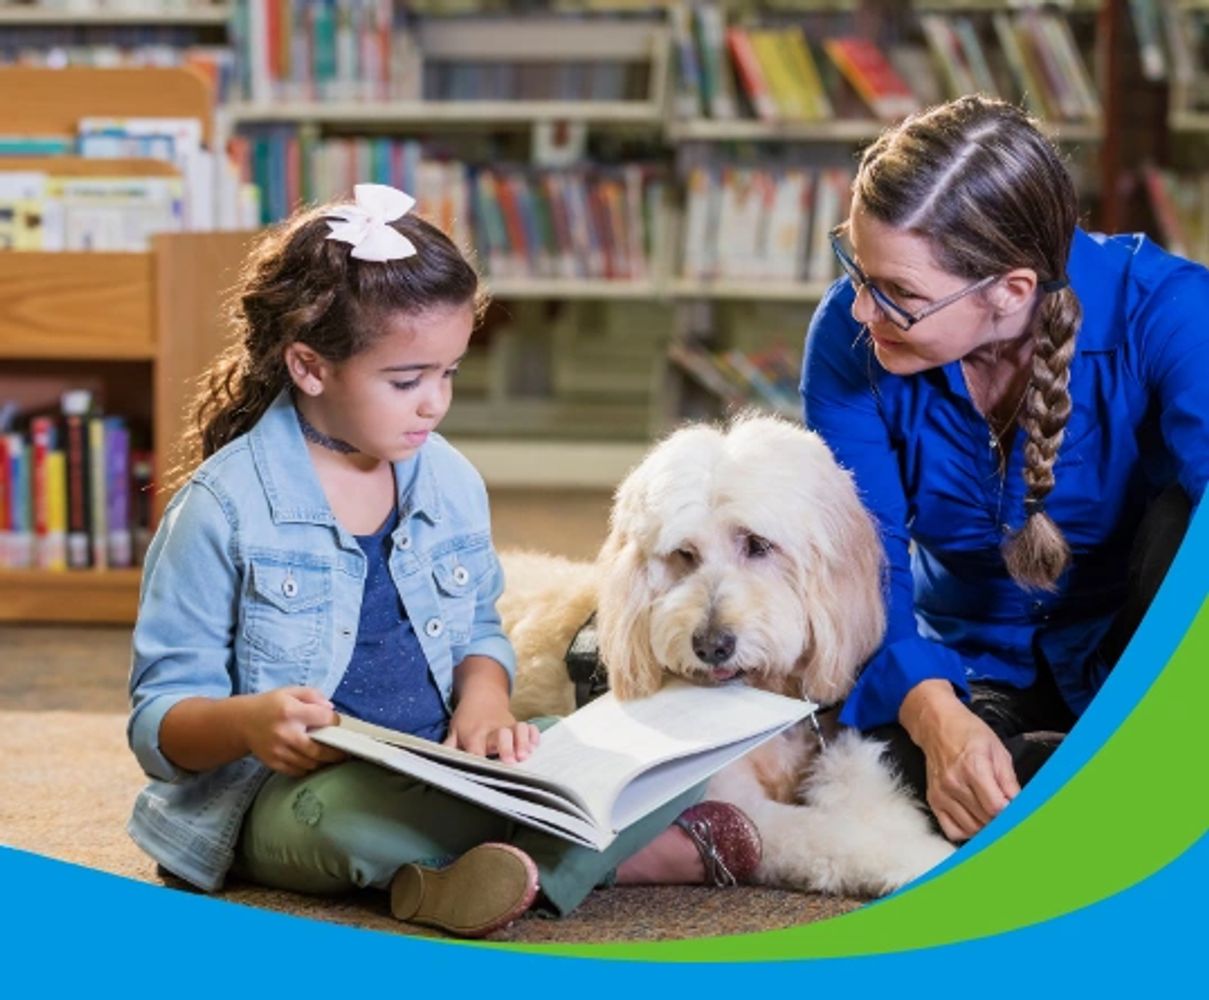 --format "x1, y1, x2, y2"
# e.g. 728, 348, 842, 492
745, 534, 775, 559
672, 547, 699, 569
